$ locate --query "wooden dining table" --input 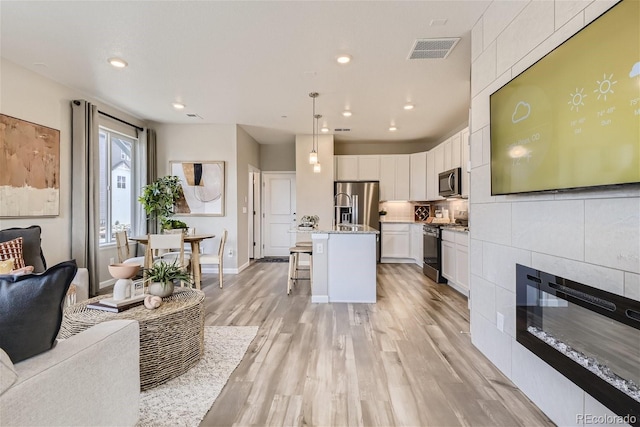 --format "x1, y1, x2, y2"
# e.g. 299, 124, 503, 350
130, 234, 215, 290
